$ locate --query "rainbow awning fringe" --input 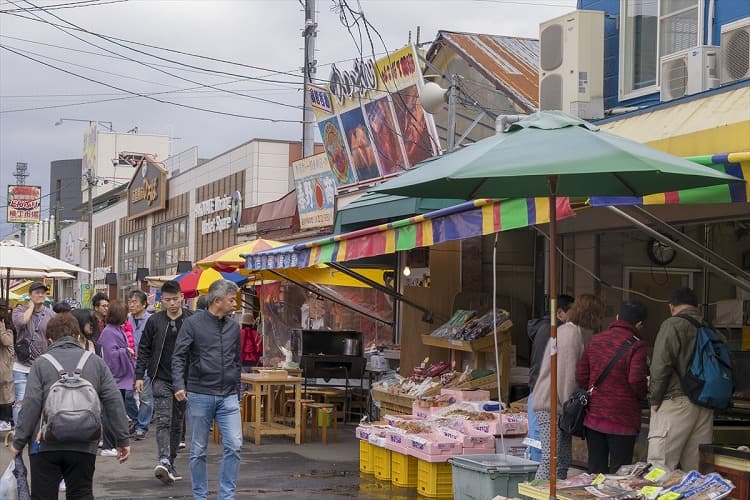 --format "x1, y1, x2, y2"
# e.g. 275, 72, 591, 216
247, 197, 574, 270
590, 152, 750, 206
